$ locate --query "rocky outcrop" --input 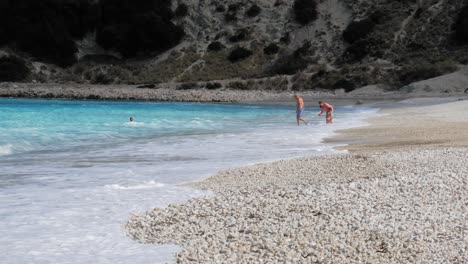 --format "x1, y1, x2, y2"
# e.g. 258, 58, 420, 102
2, 0, 468, 91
